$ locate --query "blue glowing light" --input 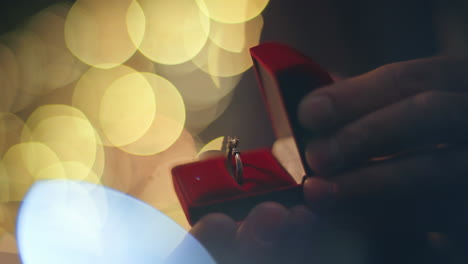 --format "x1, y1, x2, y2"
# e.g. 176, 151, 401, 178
17, 180, 215, 264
